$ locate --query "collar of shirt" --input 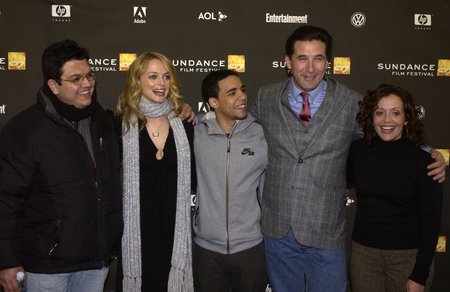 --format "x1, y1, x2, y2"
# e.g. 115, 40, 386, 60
288, 77, 327, 117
